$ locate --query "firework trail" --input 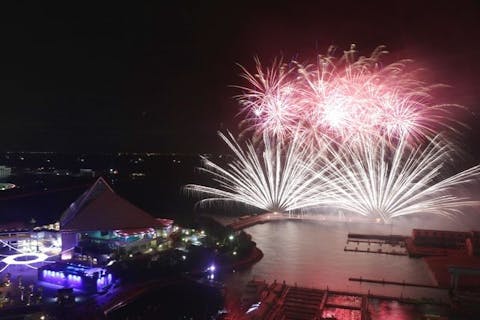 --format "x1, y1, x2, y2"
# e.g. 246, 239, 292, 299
186, 45, 479, 222
318, 134, 480, 222
185, 131, 331, 212
186, 132, 480, 220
